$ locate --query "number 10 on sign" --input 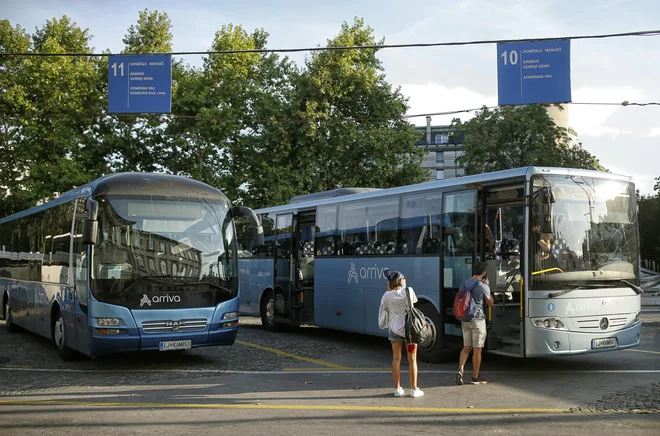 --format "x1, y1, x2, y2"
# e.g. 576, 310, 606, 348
500, 50, 519, 66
